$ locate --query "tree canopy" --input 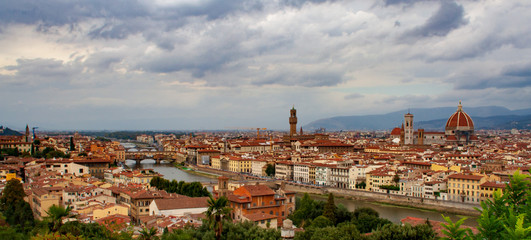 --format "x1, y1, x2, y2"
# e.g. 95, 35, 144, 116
0, 179, 35, 233
150, 177, 210, 197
